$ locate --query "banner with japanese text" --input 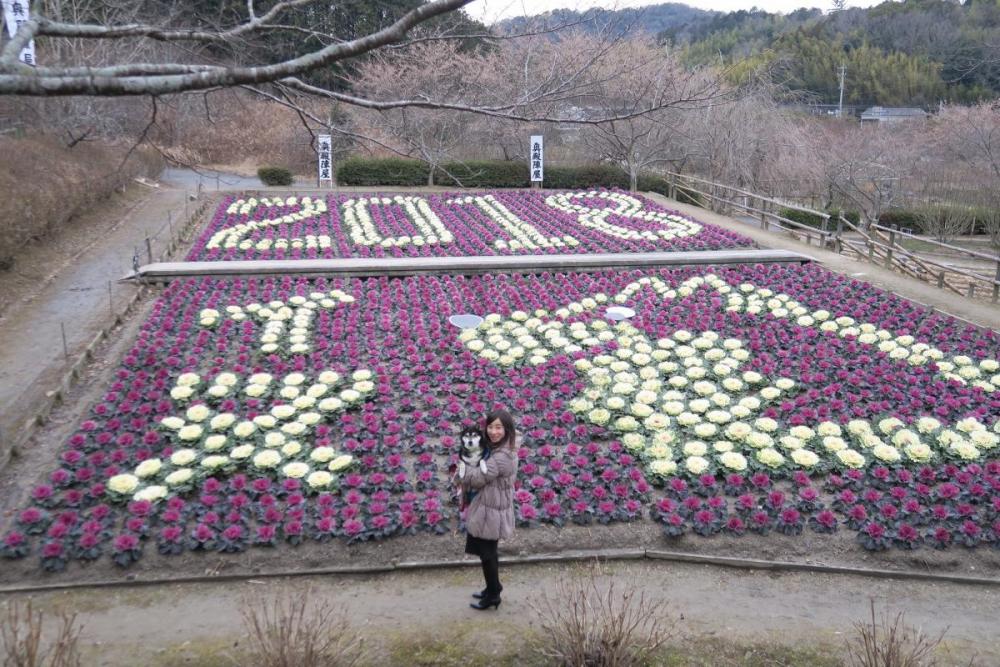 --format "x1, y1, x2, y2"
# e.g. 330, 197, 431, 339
2, 0, 36, 65
530, 135, 543, 183
318, 134, 332, 184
